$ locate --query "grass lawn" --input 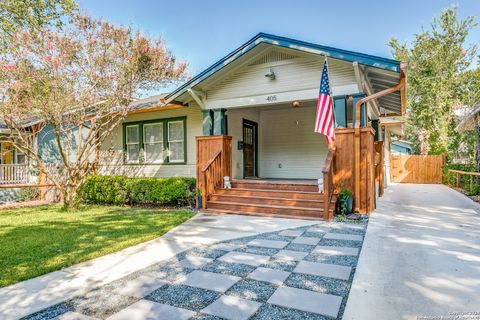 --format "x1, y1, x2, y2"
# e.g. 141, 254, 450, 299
0, 204, 195, 288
